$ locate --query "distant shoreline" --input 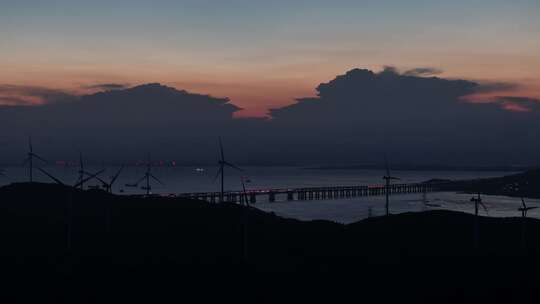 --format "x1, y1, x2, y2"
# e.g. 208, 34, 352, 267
303, 165, 533, 172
